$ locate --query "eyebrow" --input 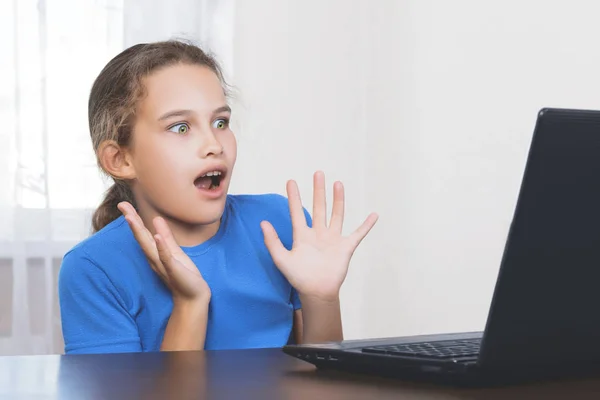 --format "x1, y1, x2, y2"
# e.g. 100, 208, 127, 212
213, 105, 232, 115
158, 105, 231, 121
